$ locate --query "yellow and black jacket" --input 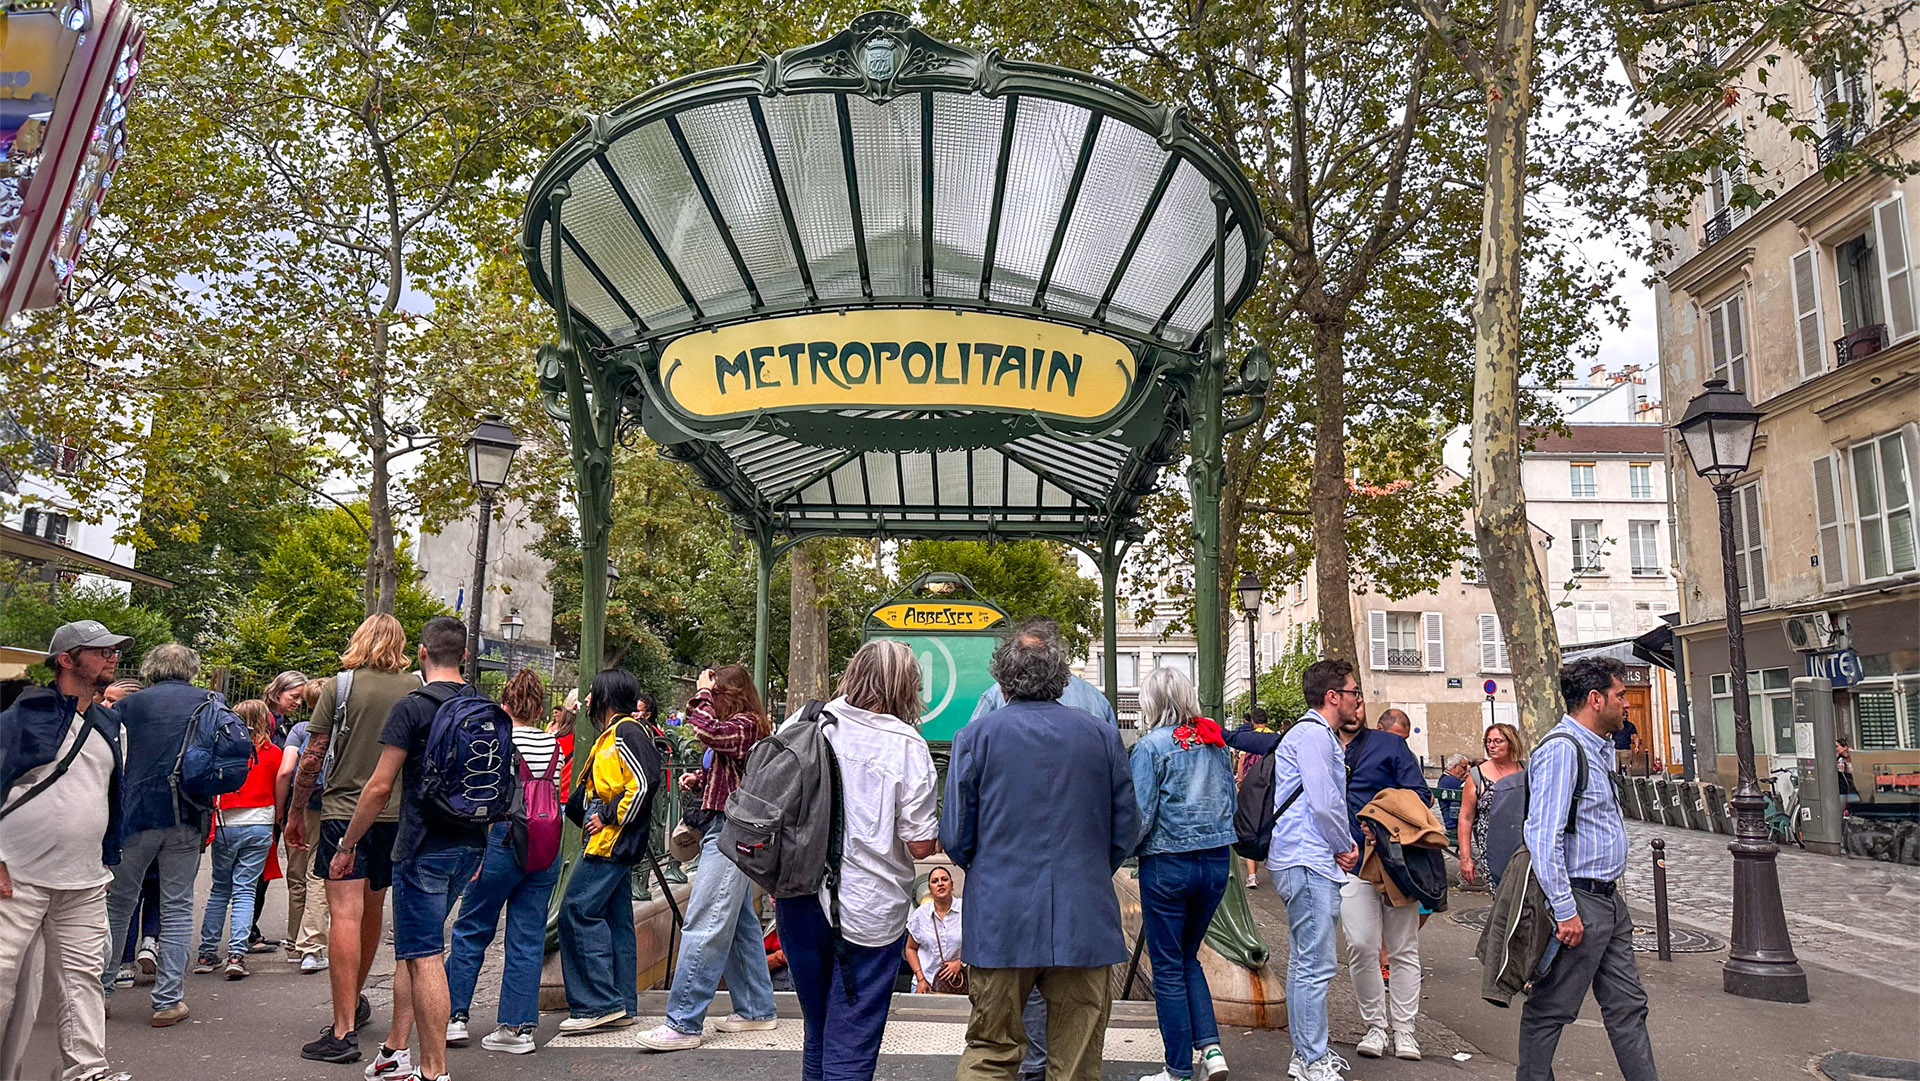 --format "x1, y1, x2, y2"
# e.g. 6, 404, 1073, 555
565, 715, 664, 864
